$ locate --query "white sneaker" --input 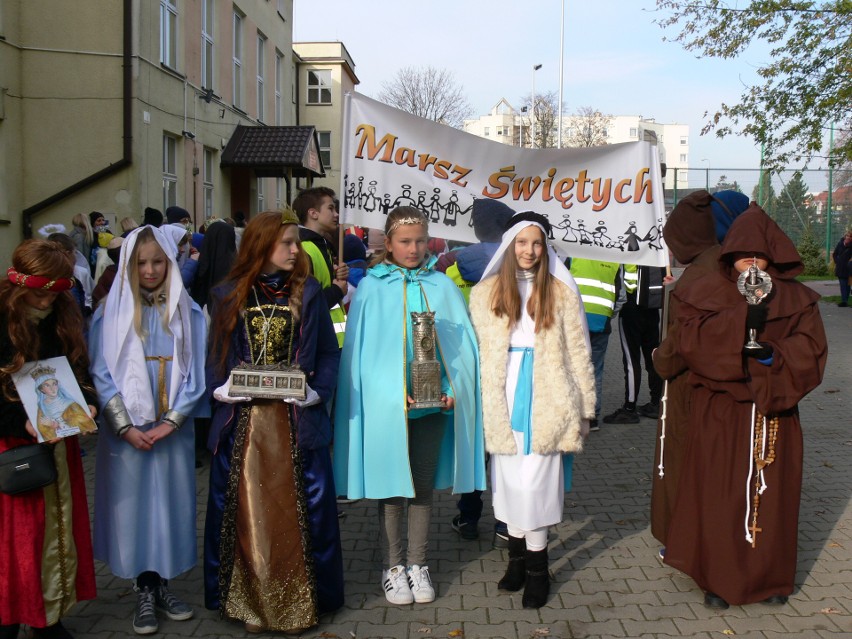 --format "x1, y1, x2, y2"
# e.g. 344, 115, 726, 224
382, 565, 414, 605
406, 564, 436, 603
